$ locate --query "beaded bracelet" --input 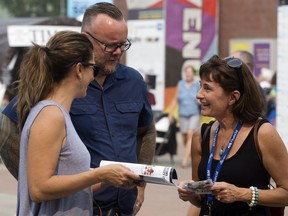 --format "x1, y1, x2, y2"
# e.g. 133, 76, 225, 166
248, 186, 259, 207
